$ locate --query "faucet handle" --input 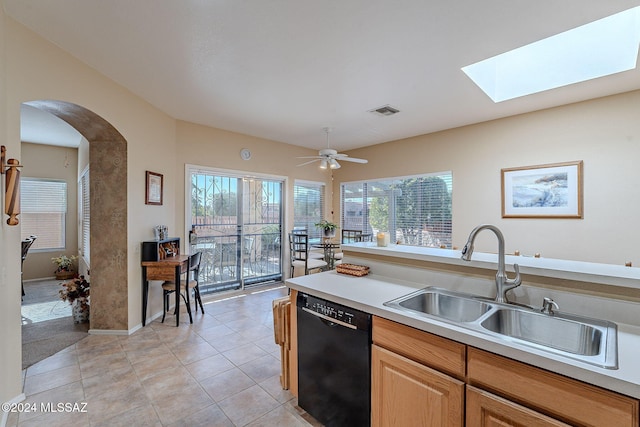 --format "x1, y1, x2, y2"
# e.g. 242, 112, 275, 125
507, 263, 521, 287
541, 297, 559, 315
